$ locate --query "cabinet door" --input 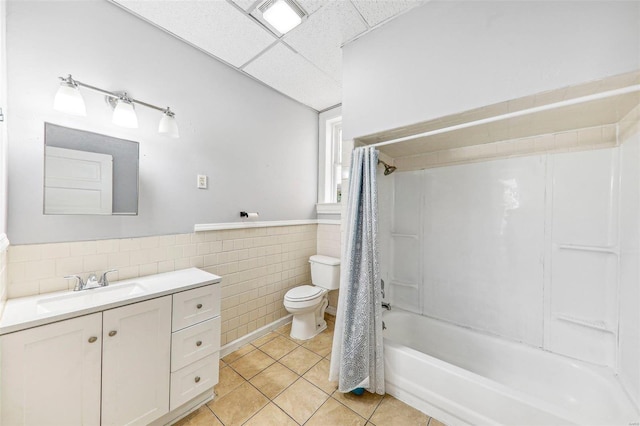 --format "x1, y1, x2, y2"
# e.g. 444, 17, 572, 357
102, 296, 171, 426
0, 313, 102, 426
